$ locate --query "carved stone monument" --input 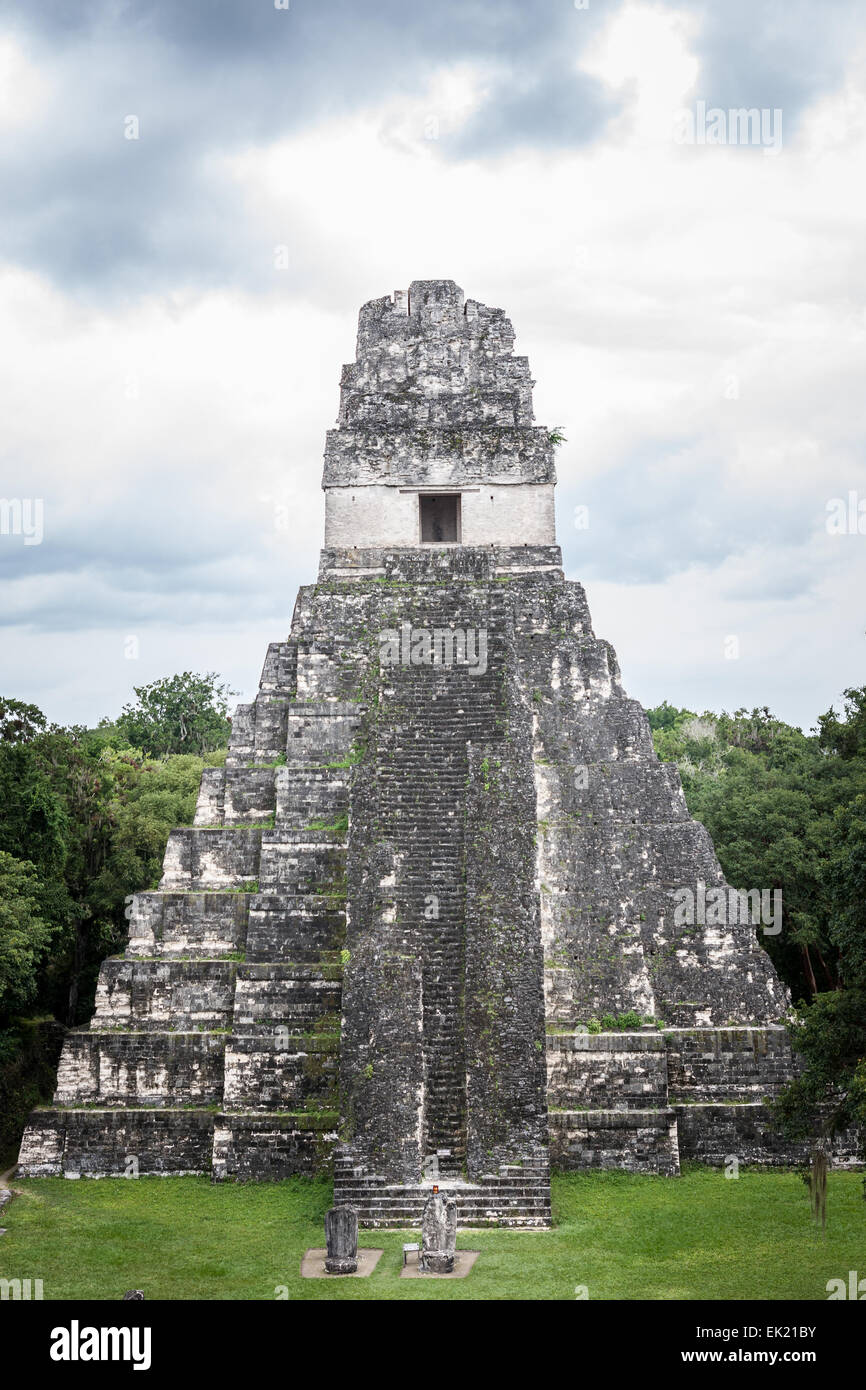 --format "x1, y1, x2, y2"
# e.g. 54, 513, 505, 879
421, 1191, 457, 1274
324, 1205, 358, 1274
